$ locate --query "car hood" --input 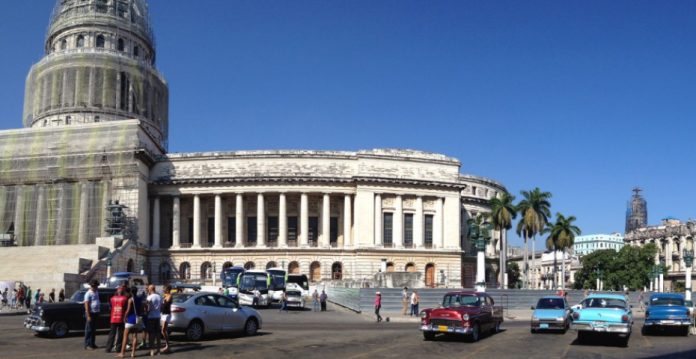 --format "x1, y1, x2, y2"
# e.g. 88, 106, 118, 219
576, 308, 627, 322
533, 309, 566, 319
